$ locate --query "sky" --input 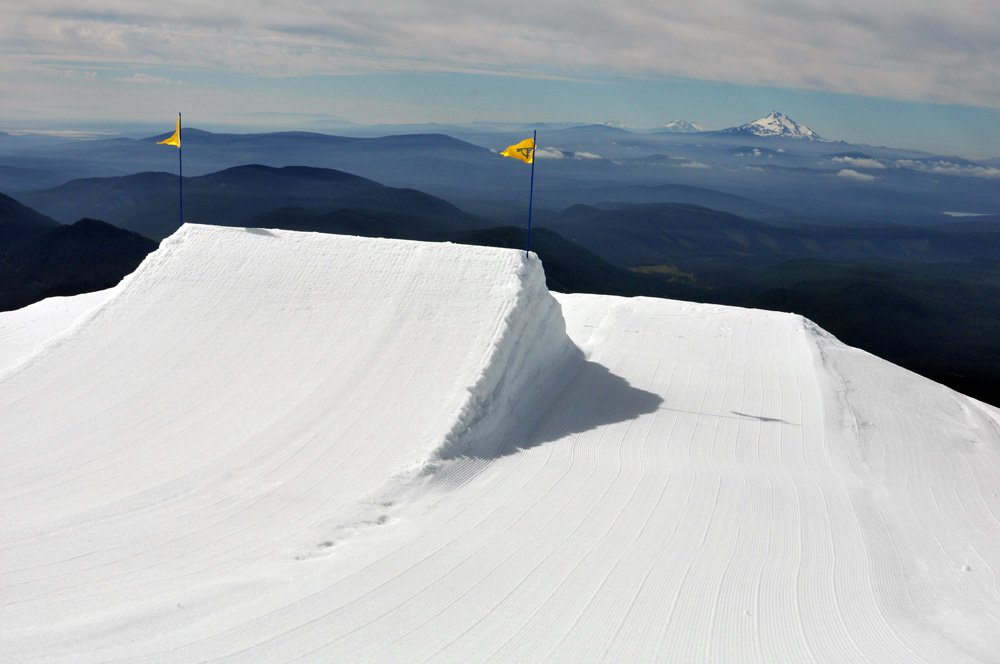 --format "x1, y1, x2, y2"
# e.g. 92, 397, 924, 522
2, 1, 1000, 157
